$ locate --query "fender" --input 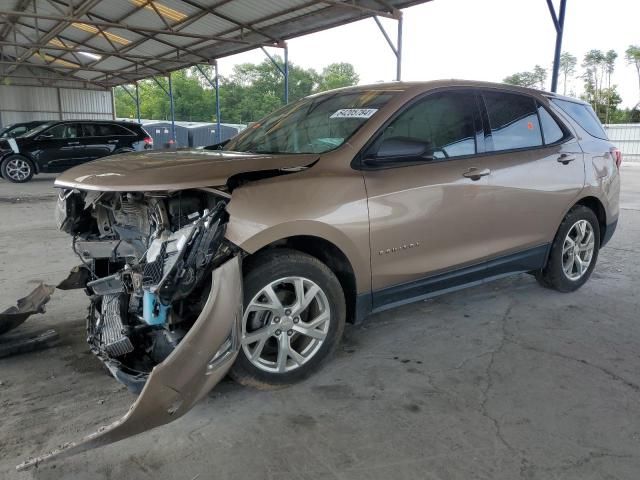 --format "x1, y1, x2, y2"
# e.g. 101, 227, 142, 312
224, 171, 372, 293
